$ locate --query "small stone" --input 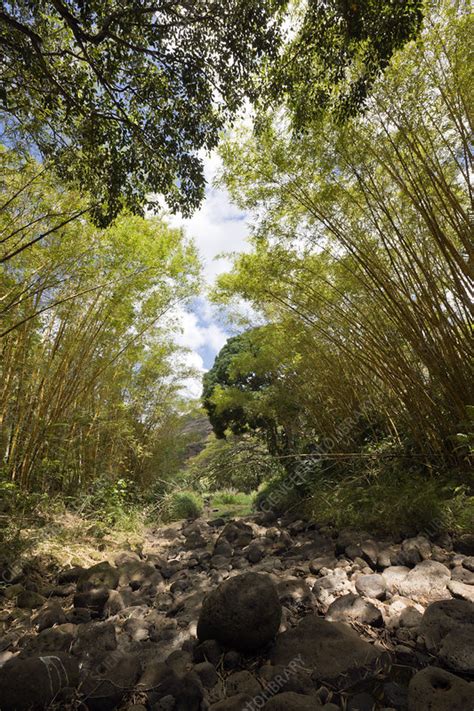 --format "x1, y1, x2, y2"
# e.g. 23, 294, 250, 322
383, 681, 408, 709
194, 661, 218, 688
193, 638, 222, 666
377, 550, 392, 569
246, 542, 265, 564
73, 586, 110, 617
33, 601, 66, 631
355, 574, 386, 600
77, 561, 119, 591
347, 692, 376, 711
3, 584, 24, 600
455, 533, 474, 556
227, 670, 261, 696
447, 579, 474, 603
463, 556, 474, 572
223, 650, 241, 670
451, 565, 474, 584
346, 544, 363, 560
66, 607, 92, 624
16, 590, 46, 609
57, 566, 84, 584
326, 593, 383, 627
